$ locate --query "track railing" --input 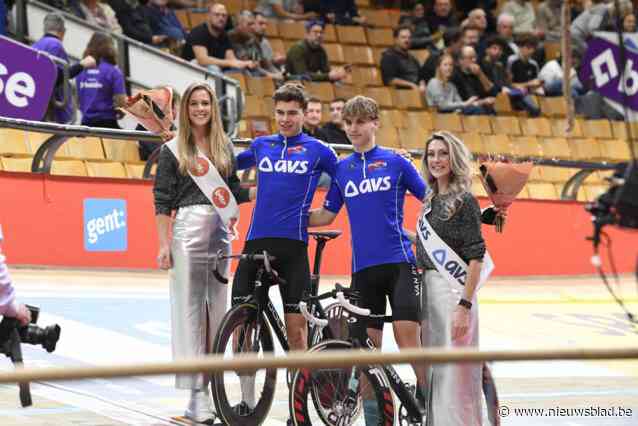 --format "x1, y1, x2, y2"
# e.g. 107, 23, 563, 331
0, 346, 636, 384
